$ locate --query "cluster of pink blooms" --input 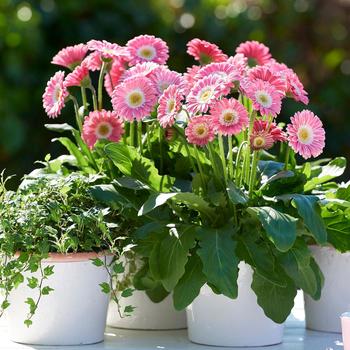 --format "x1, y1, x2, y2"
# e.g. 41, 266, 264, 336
43, 36, 325, 159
